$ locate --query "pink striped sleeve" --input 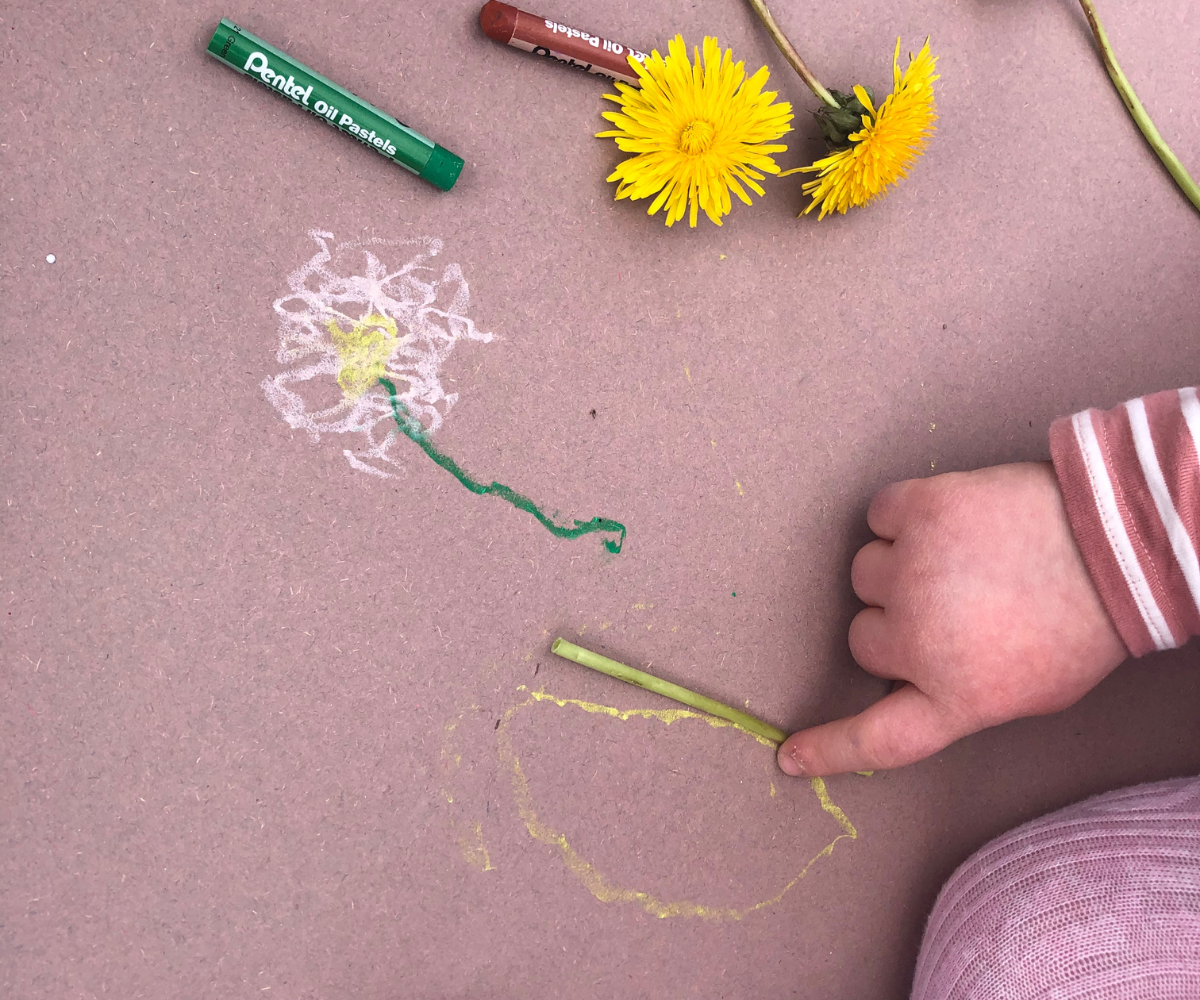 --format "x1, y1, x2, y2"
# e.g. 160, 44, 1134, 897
1049, 387, 1200, 657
